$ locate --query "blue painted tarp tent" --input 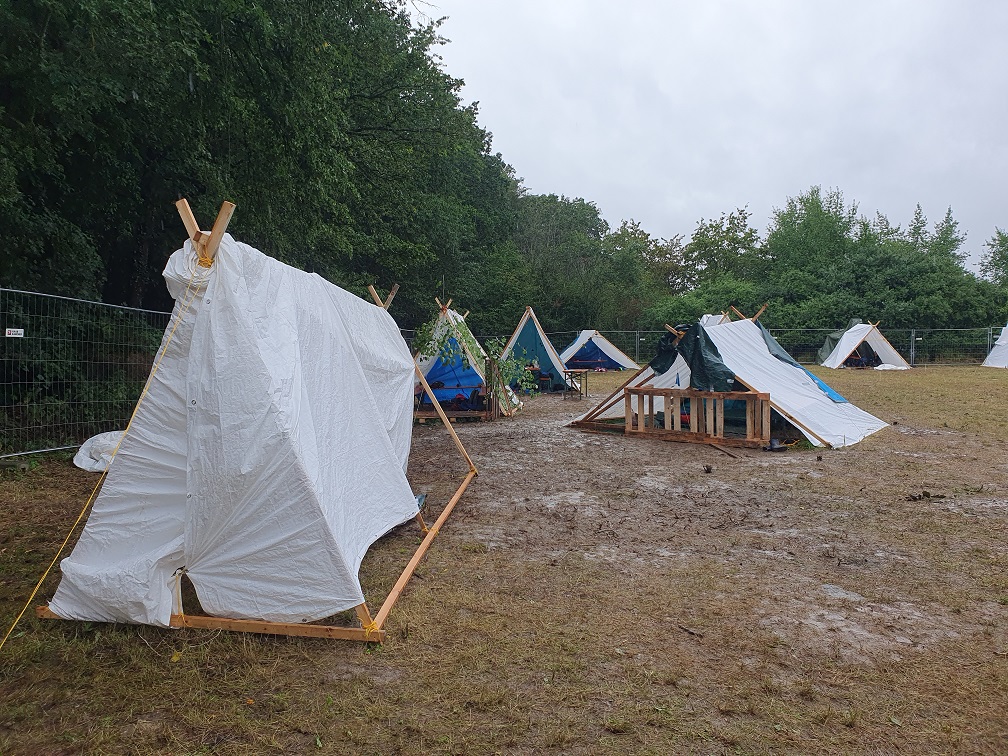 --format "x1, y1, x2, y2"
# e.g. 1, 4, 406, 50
560, 330, 638, 371
415, 306, 519, 414
501, 306, 574, 392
